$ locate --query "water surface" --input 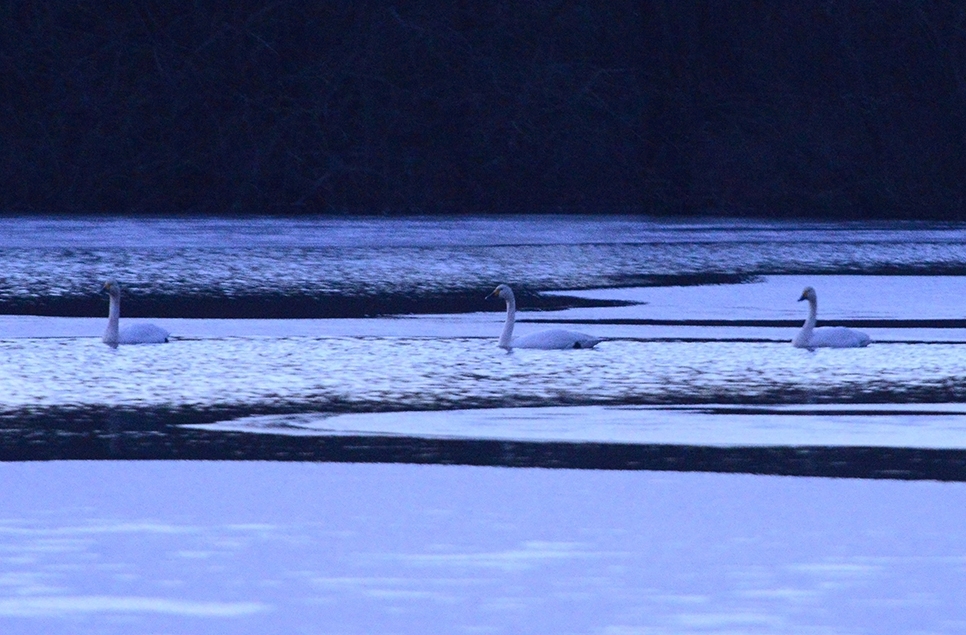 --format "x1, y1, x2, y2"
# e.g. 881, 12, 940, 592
2, 216, 966, 470
3, 216, 966, 633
